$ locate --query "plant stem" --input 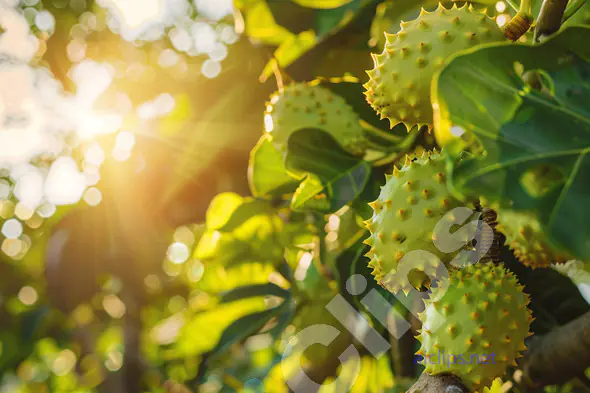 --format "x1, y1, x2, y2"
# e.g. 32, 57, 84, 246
520, 0, 533, 14
506, 0, 521, 12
